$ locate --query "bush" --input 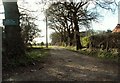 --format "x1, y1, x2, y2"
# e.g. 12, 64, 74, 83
81, 36, 90, 47
41, 42, 44, 46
